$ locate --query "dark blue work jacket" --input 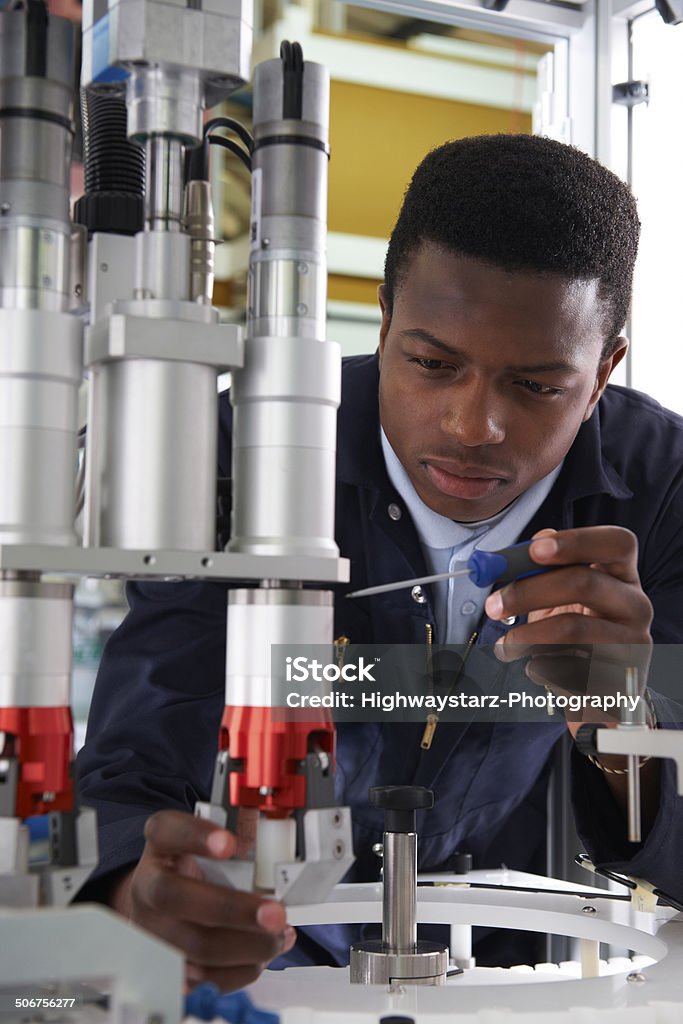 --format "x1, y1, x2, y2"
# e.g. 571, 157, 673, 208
77, 354, 683, 967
